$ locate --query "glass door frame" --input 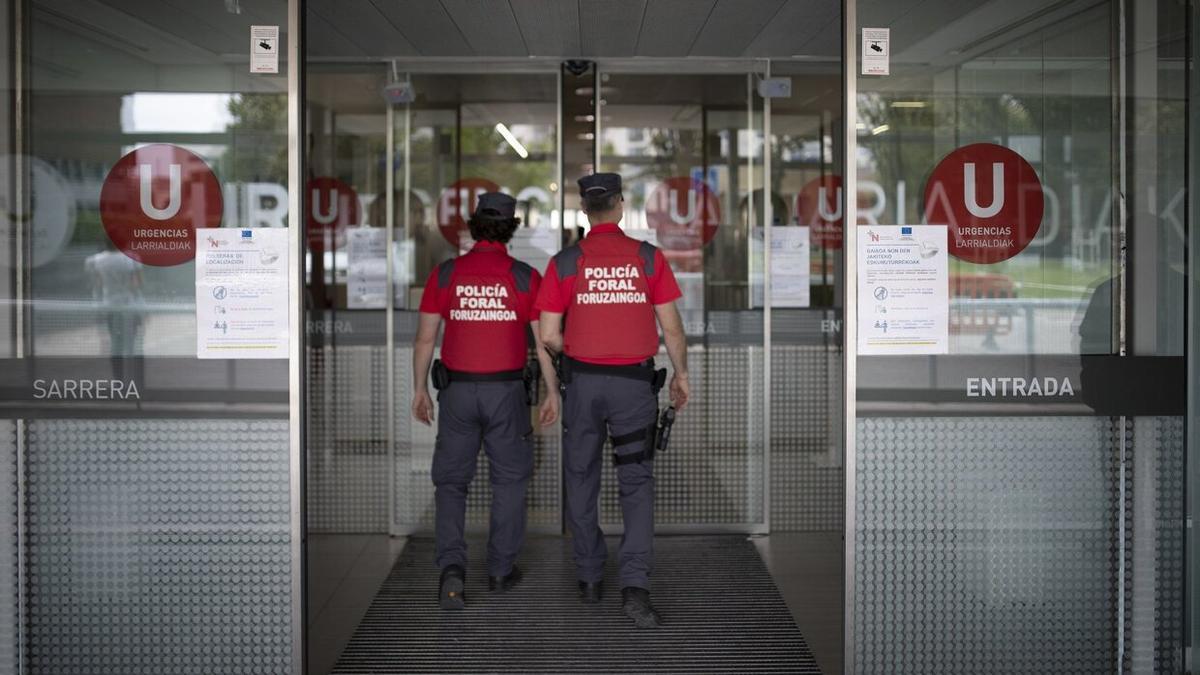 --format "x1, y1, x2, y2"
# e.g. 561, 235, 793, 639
287, 0, 305, 671
372, 57, 780, 537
